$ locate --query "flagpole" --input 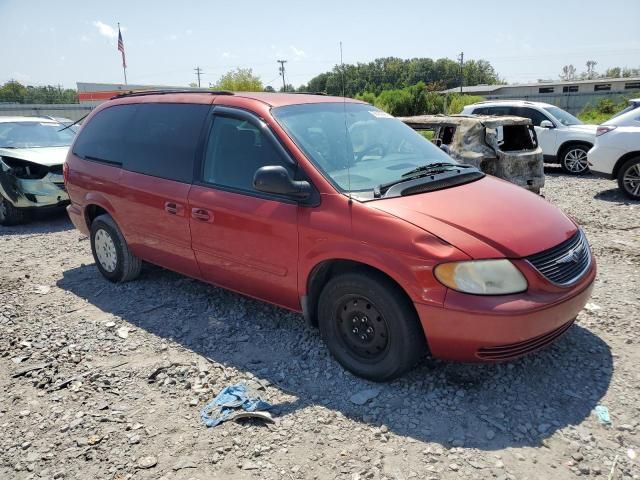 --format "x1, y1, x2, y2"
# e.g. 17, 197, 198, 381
118, 22, 127, 85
